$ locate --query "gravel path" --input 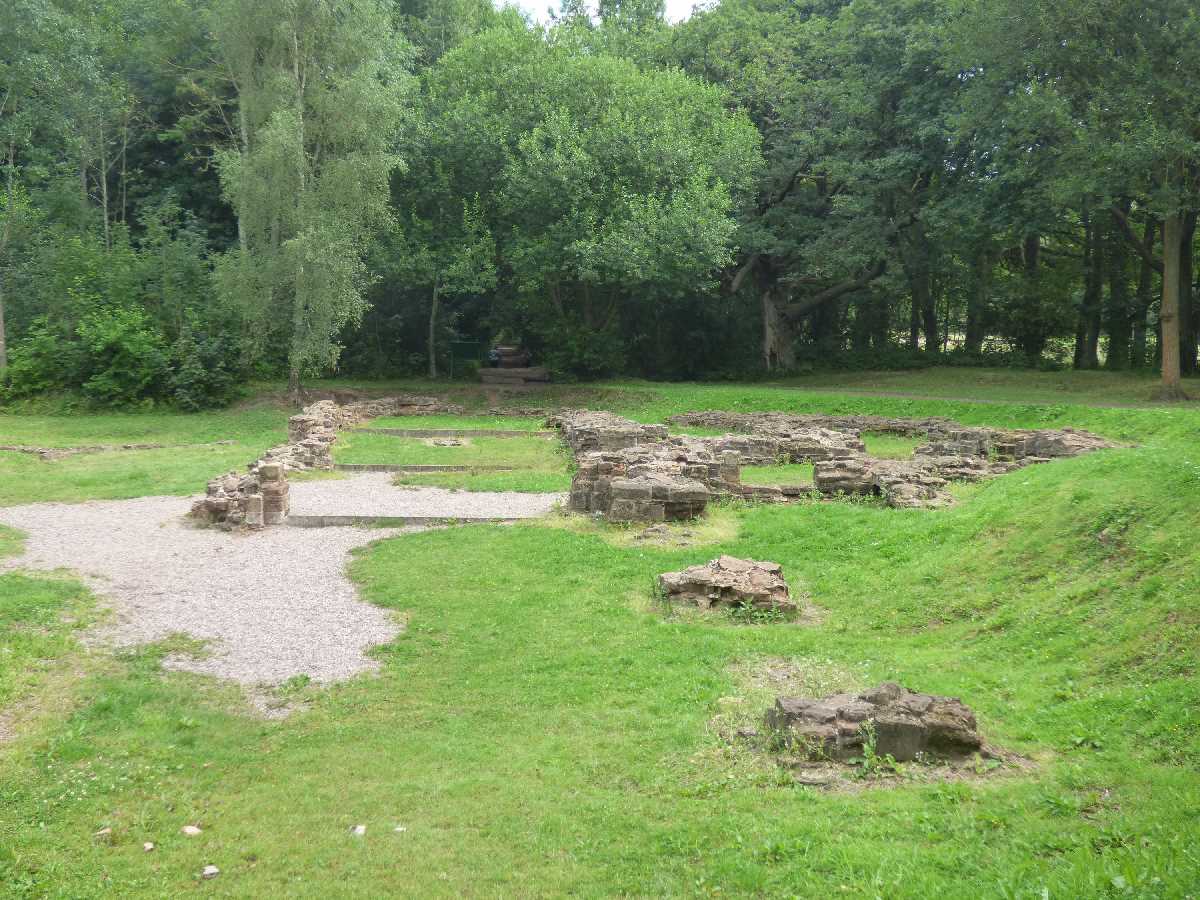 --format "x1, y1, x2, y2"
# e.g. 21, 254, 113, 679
0, 477, 562, 688
290, 473, 563, 518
